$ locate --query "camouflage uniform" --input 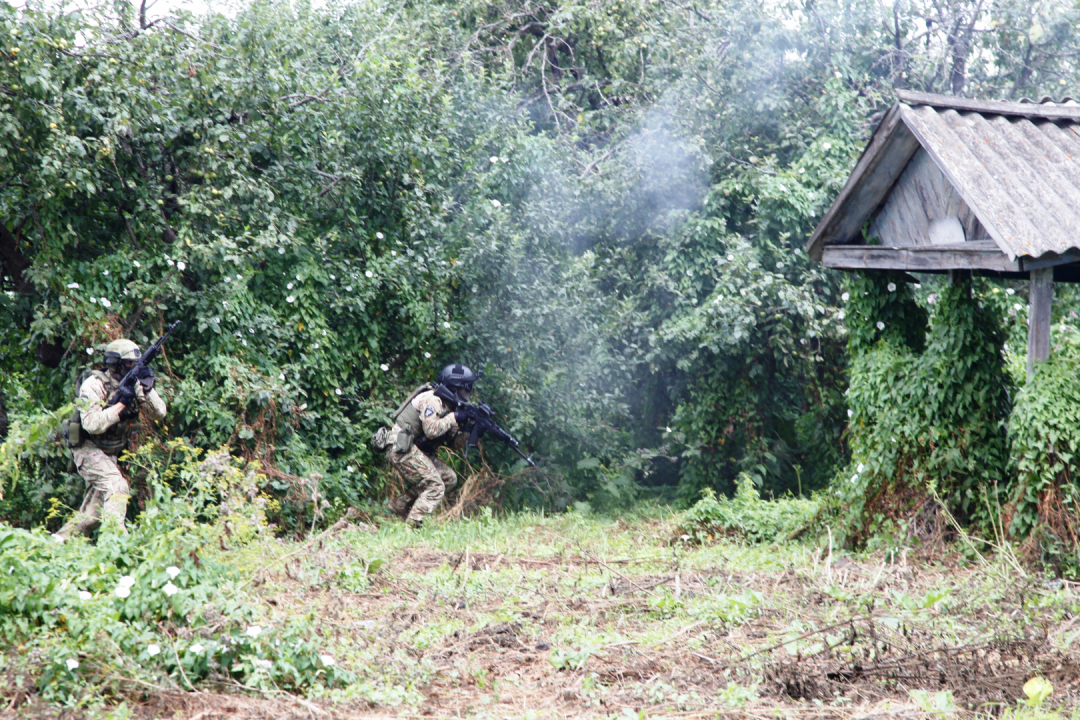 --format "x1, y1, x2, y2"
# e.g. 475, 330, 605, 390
59, 371, 166, 537
385, 389, 461, 526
